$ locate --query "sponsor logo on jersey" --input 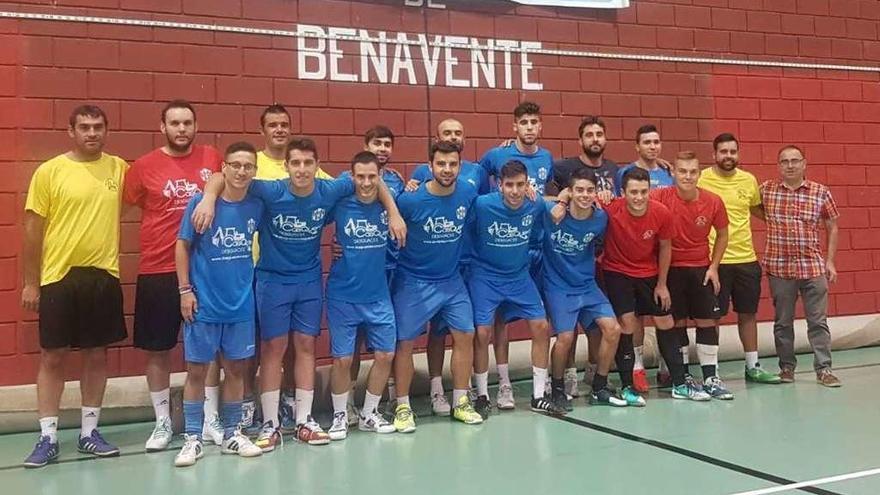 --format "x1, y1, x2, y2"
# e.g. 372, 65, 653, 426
423, 216, 463, 236
487, 221, 530, 241
642, 229, 656, 240
344, 218, 388, 241
212, 226, 251, 249
105, 178, 119, 192
272, 214, 322, 237
695, 215, 708, 227
162, 179, 199, 199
